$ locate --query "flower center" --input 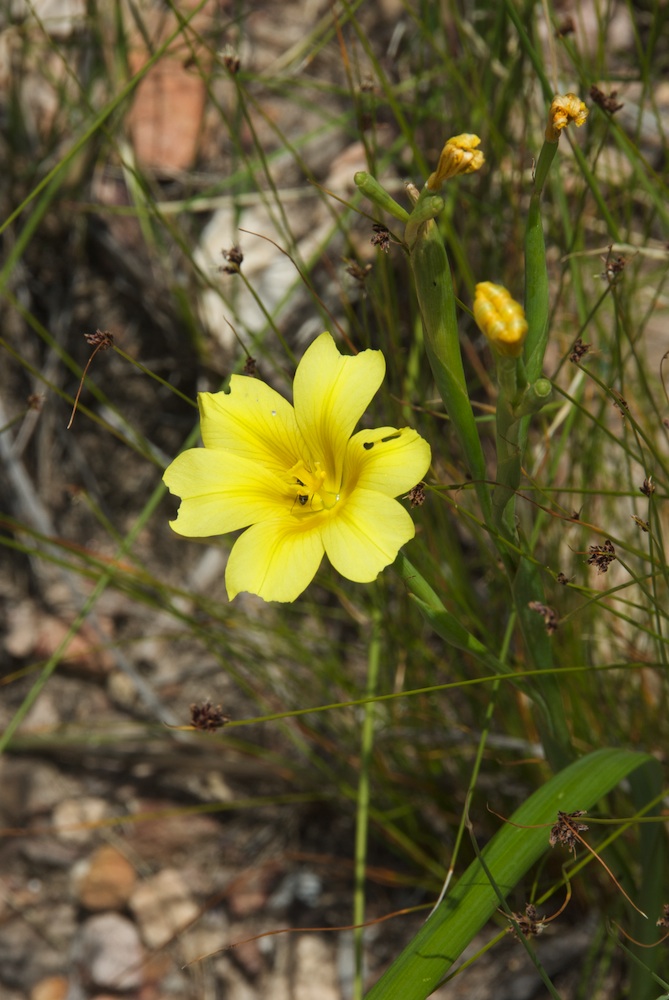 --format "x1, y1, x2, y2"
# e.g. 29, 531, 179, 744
287, 460, 339, 514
